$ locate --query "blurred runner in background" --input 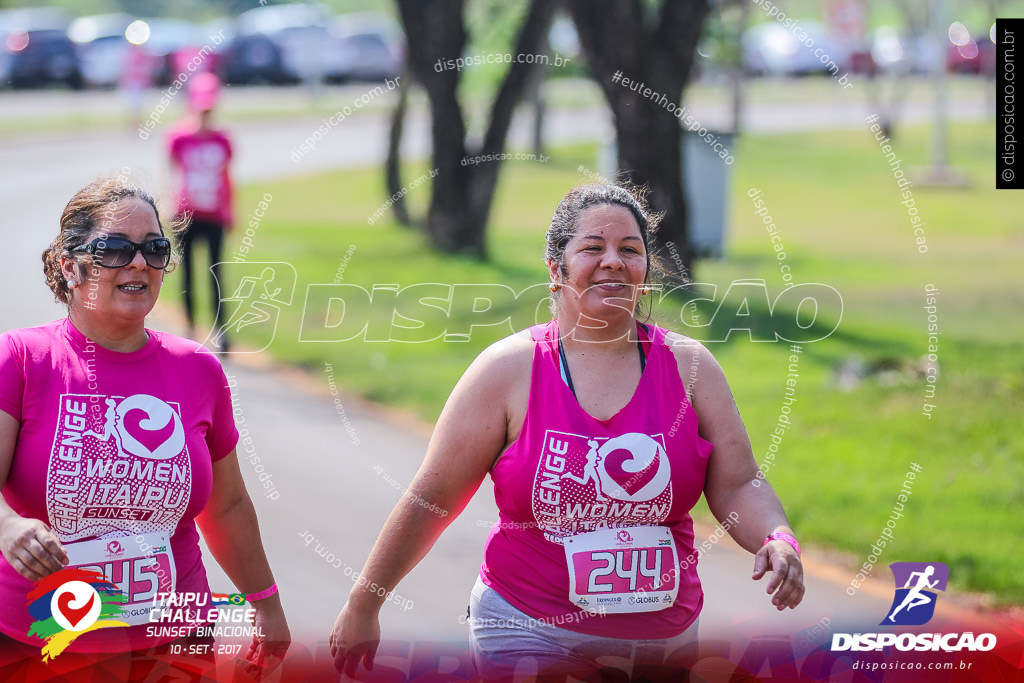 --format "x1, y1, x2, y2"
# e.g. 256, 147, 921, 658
119, 42, 155, 129
167, 72, 234, 351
